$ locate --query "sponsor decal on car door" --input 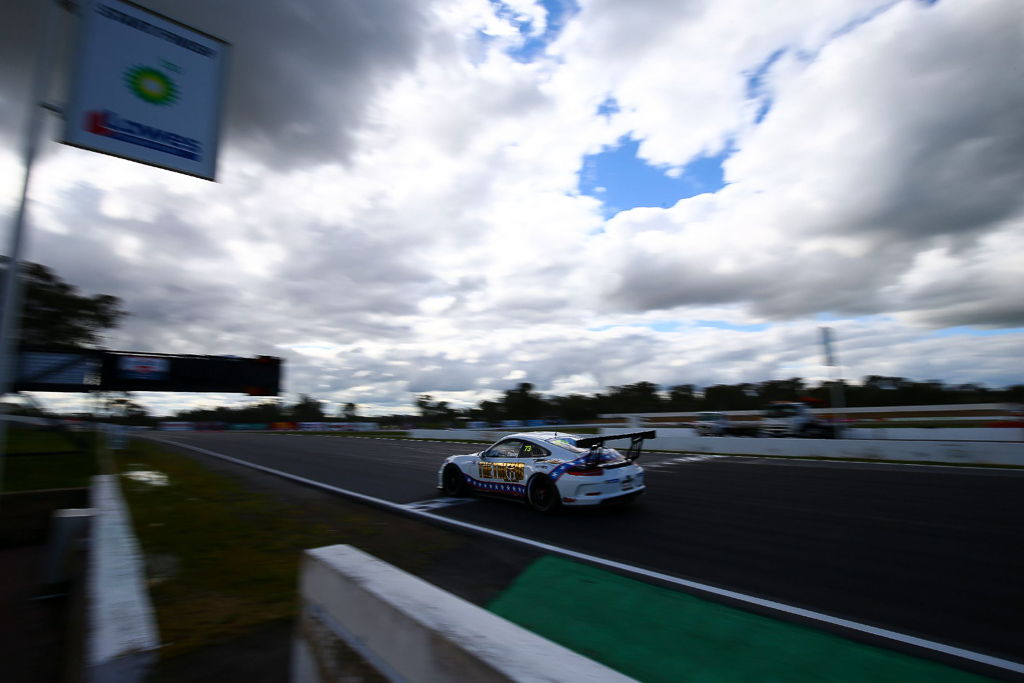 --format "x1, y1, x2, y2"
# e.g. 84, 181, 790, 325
476, 440, 526, 494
